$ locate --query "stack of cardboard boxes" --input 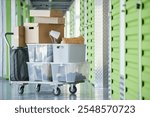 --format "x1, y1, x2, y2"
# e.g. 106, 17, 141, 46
13, 9, 65, 47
